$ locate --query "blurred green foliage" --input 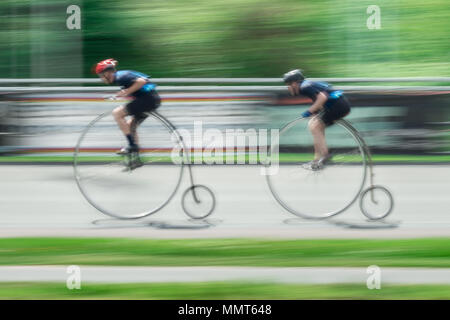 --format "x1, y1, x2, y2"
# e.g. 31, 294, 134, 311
0, 0, 449, 78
